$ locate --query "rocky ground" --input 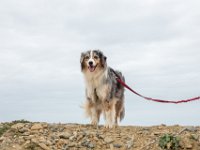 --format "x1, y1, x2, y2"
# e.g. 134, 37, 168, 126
0, 121, 200, 150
